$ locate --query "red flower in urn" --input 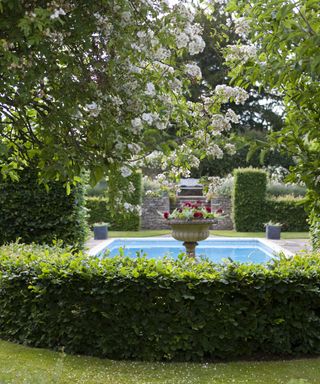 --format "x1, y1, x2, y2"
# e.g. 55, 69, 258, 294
161, 200, 224, 221
163, 211, 170, 219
